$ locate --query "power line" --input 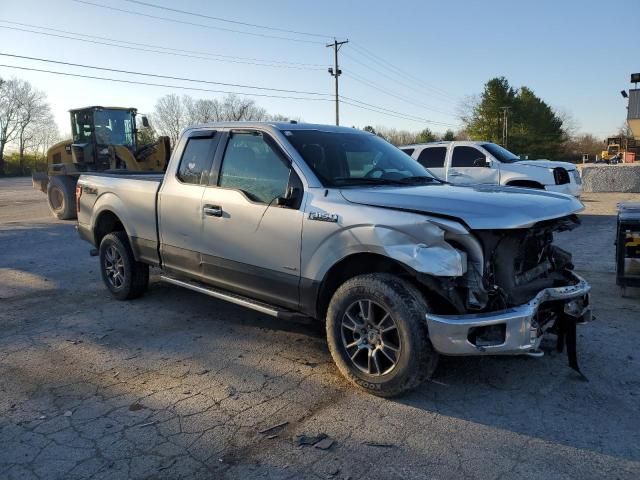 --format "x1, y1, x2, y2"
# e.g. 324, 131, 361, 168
341, 51, 456, 105
344, 71, 458, 117
0, 63, 334, 101
340, 98, 460, 127
123, 0, 332, 39
0, 53, 332, 96
72, 0, 325, 45
0, 20, 325, 68
340, 96, 459, 127
349, 42, 460, 102
0, 23, 325, 71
